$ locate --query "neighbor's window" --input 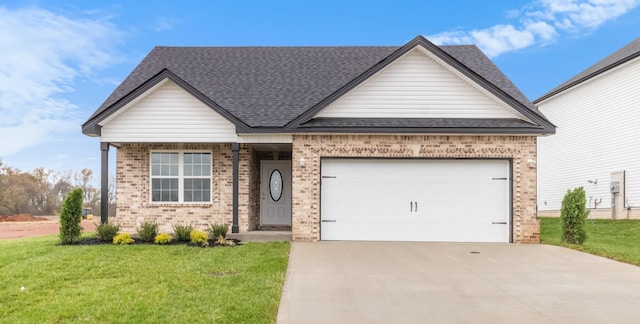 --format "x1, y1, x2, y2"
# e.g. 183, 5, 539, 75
151, 152, 211, 203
